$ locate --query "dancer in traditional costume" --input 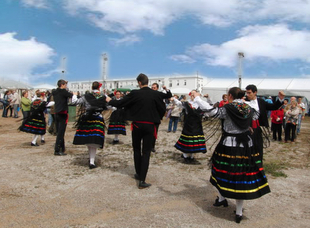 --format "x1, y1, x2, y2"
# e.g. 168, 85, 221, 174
205, 87, 270, 223
107, 90, 126, 144
175, 90, 214, 163
19, 92, 54, 146
72, 81, 108, 169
